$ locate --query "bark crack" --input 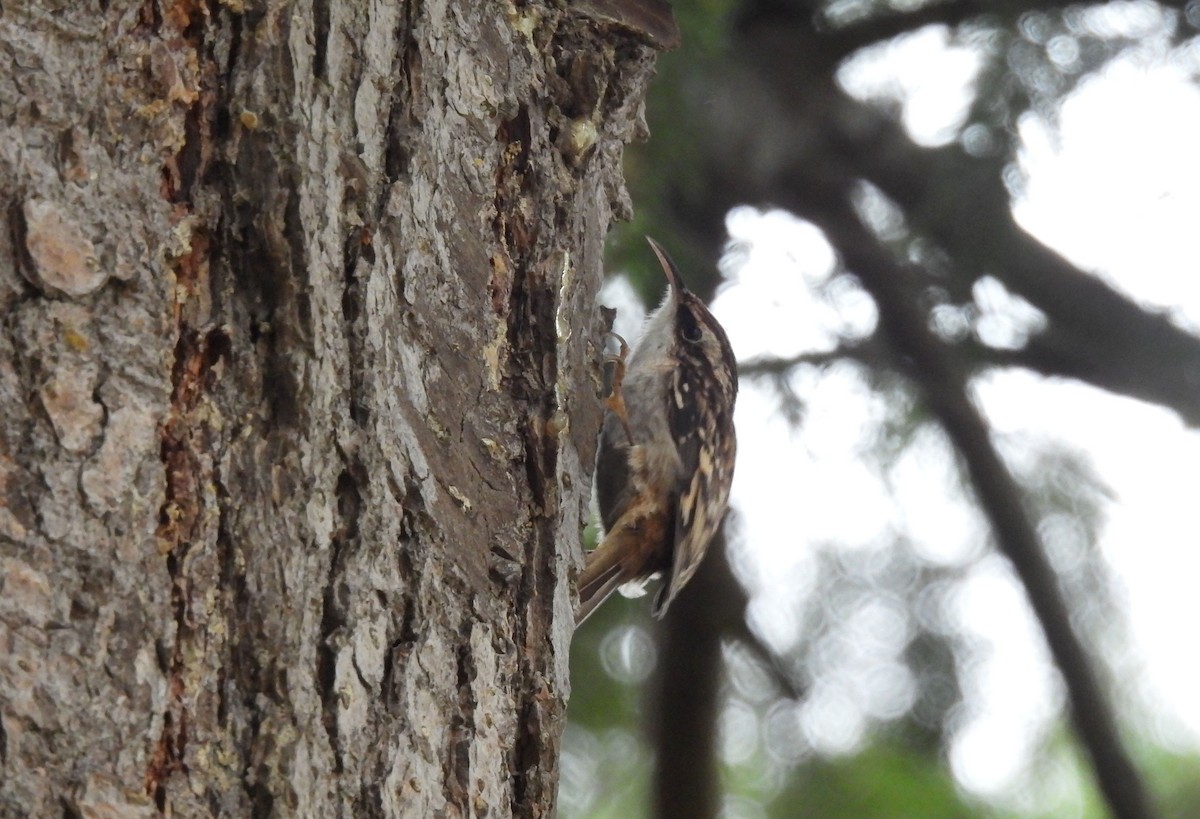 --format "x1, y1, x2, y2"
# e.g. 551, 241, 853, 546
149, 320, 230, 806
317, 467, 362, 775
311, 0, 331, 80
445, 638, 478, 810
